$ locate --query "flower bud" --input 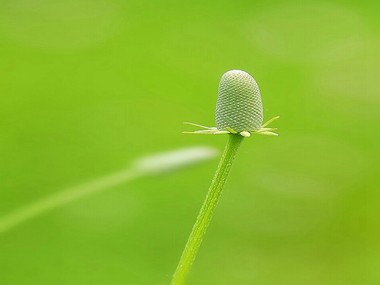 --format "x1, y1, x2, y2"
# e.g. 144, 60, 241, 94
216, 70, 263, 132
